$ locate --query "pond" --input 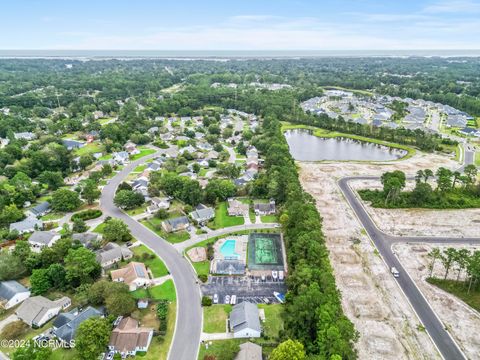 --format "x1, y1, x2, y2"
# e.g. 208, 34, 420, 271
284, 129, 406, 161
